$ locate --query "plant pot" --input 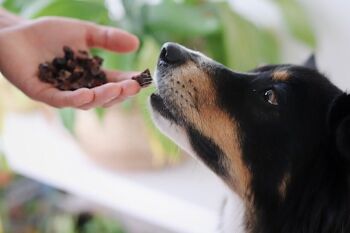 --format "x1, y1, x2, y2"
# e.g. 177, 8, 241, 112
73, 105, 183, 171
